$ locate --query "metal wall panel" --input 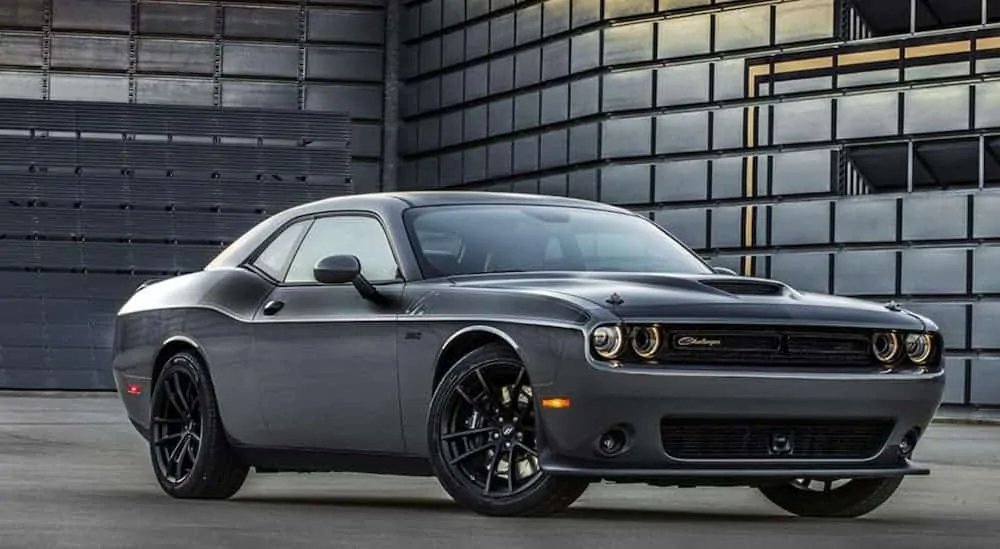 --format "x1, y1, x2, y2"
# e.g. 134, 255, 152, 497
0, 0, 376, 389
